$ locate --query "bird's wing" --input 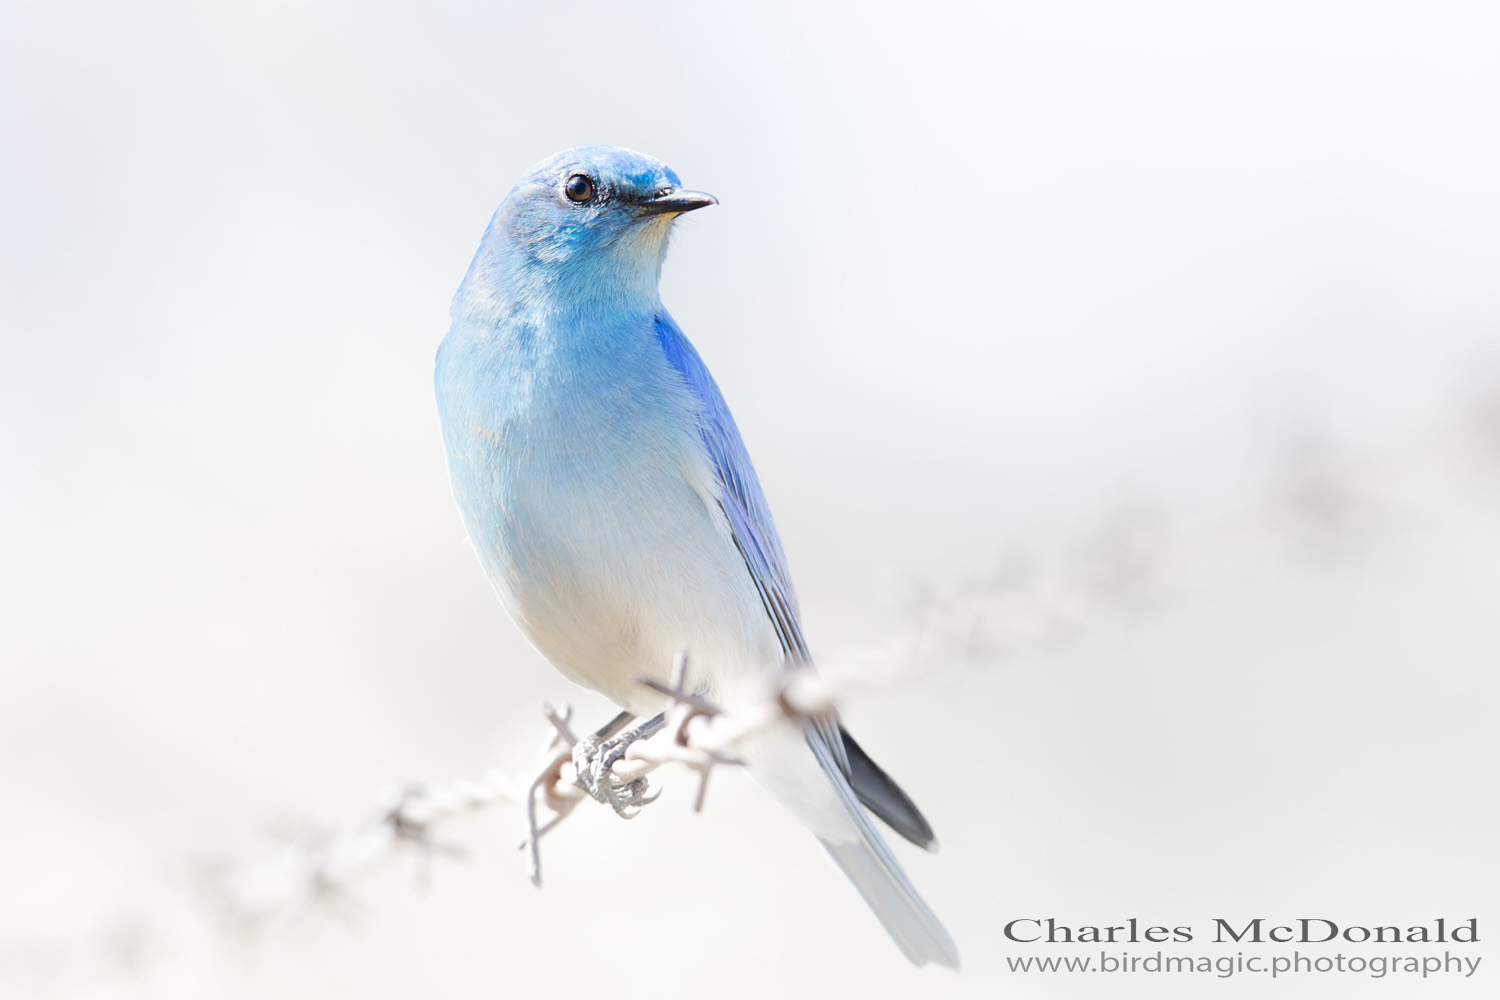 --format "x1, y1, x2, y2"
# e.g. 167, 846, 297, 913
653, 311, 939, 851
653, 311, 809, 662
652, 312, 845, 768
